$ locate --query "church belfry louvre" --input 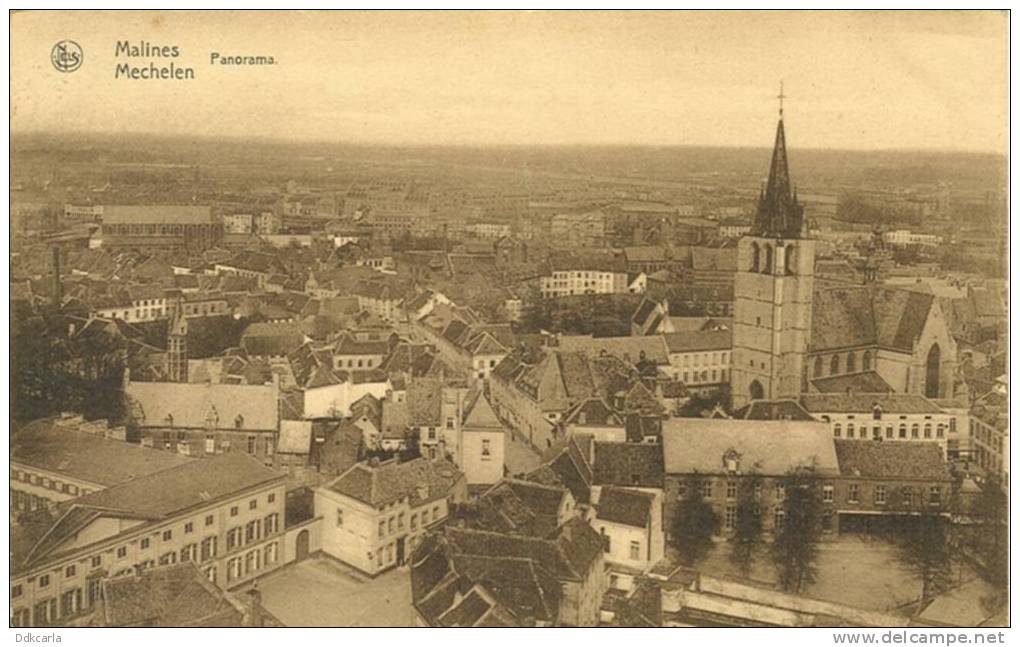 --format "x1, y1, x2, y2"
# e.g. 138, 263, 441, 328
731, 105, 956, 410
